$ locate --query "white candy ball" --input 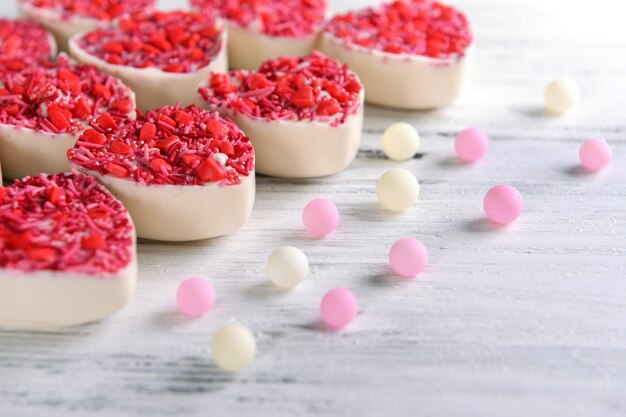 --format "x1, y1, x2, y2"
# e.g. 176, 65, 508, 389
382, 122, 420, 161
376, 168, 419, 212
544, 78, 580, 114
266, 246, 309, 289
211, 324, 256, 372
